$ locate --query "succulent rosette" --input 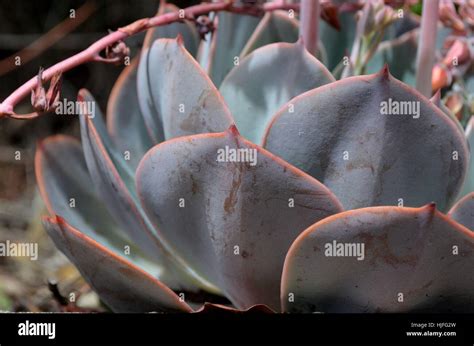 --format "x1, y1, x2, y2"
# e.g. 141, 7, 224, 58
35, 2, 474, 313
